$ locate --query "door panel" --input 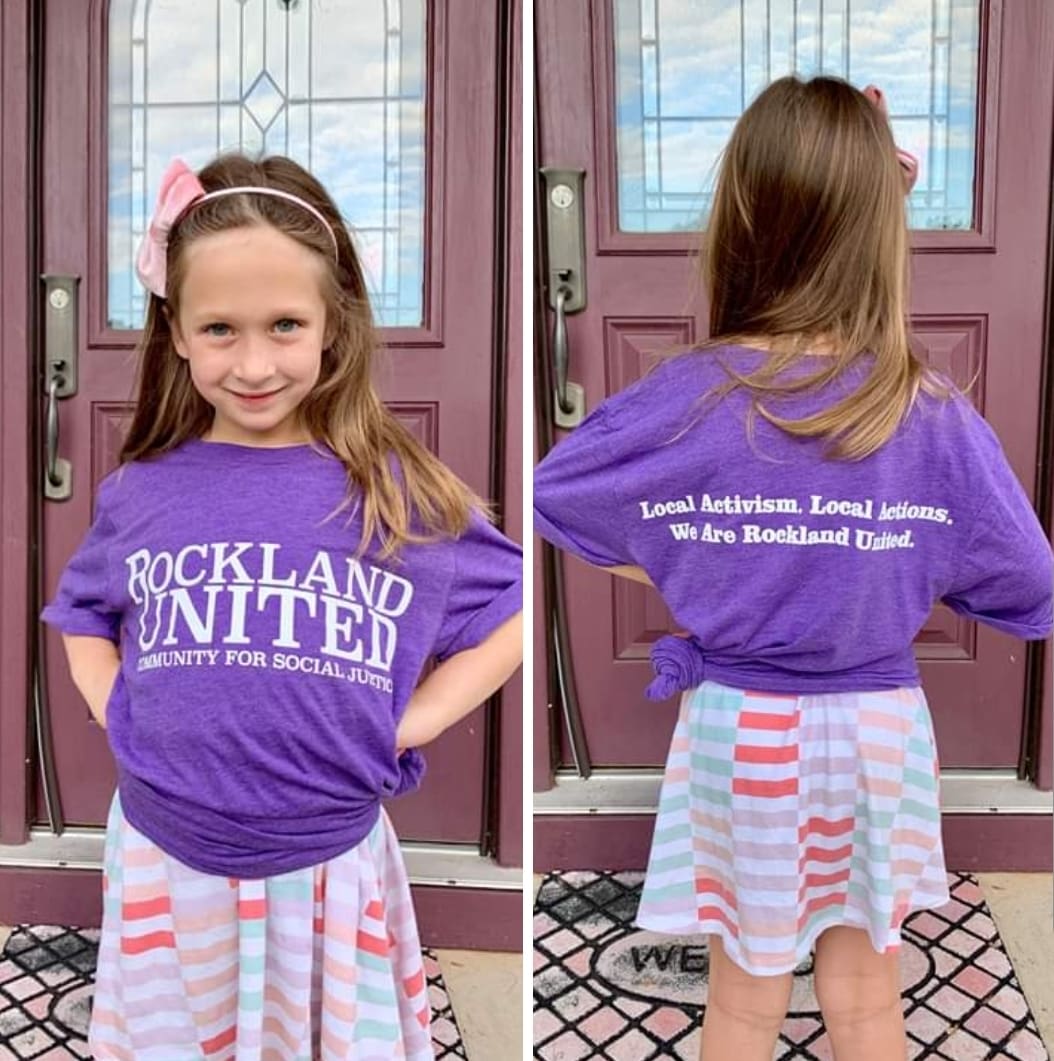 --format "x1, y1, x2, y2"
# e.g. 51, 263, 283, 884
536, 0, 1052, 769
41, 0, 500, 841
